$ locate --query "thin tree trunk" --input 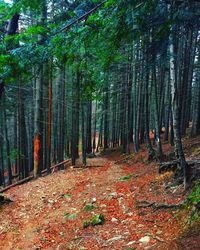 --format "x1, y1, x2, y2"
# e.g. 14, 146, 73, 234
169, 33, 191, 189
